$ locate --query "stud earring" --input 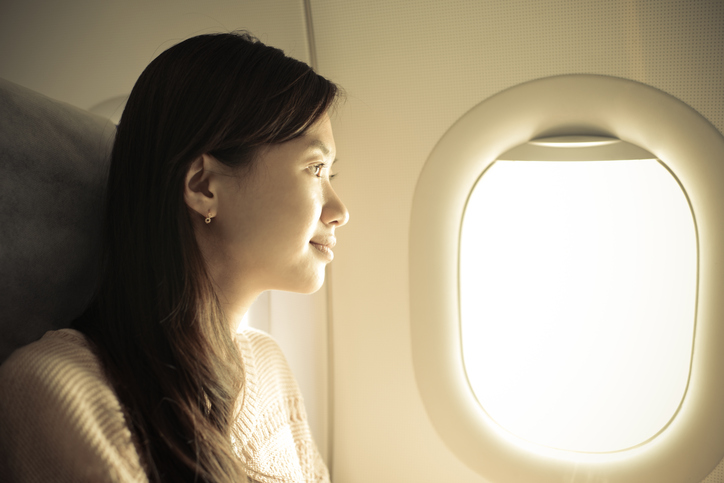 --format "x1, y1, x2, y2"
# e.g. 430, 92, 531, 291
205, 212, 212, 224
